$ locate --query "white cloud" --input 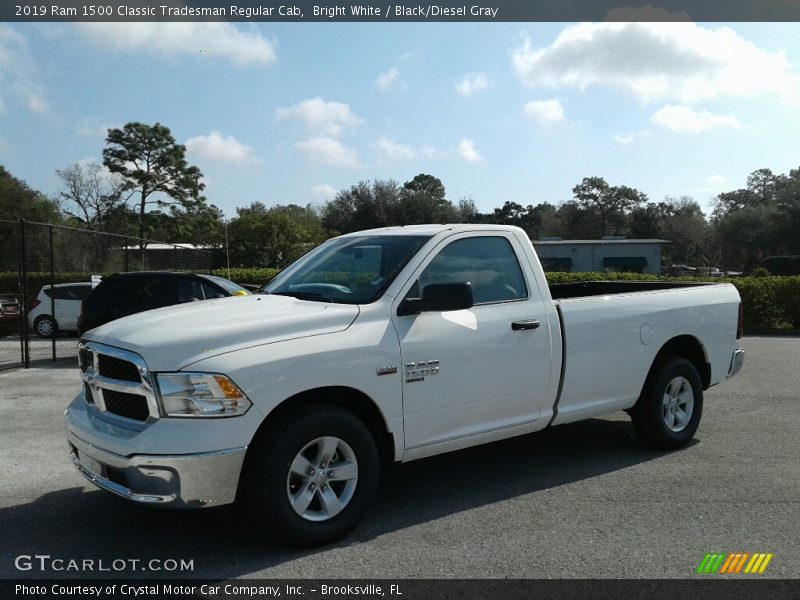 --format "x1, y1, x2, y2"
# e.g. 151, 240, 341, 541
377, 67, 402, 91
707, 174, 728, 186
311, 184, 337, 200
76, 116, 120, 139
420, 146, 447, 159
523, 99, 565, 125
75, 156, 109, 169
295, 137, 360, 168
456, 72, 489, 97
651, 105, 741, 133
275, 98, 360, 137
76, 23, 277, 66
375, 137, 416, 161
0, 25, 48, 114
26, 94, 47, 113
457, 138, 482, 164
512, 23, 800, 106
613, 133, 635, 144
185, 131, 257, 165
